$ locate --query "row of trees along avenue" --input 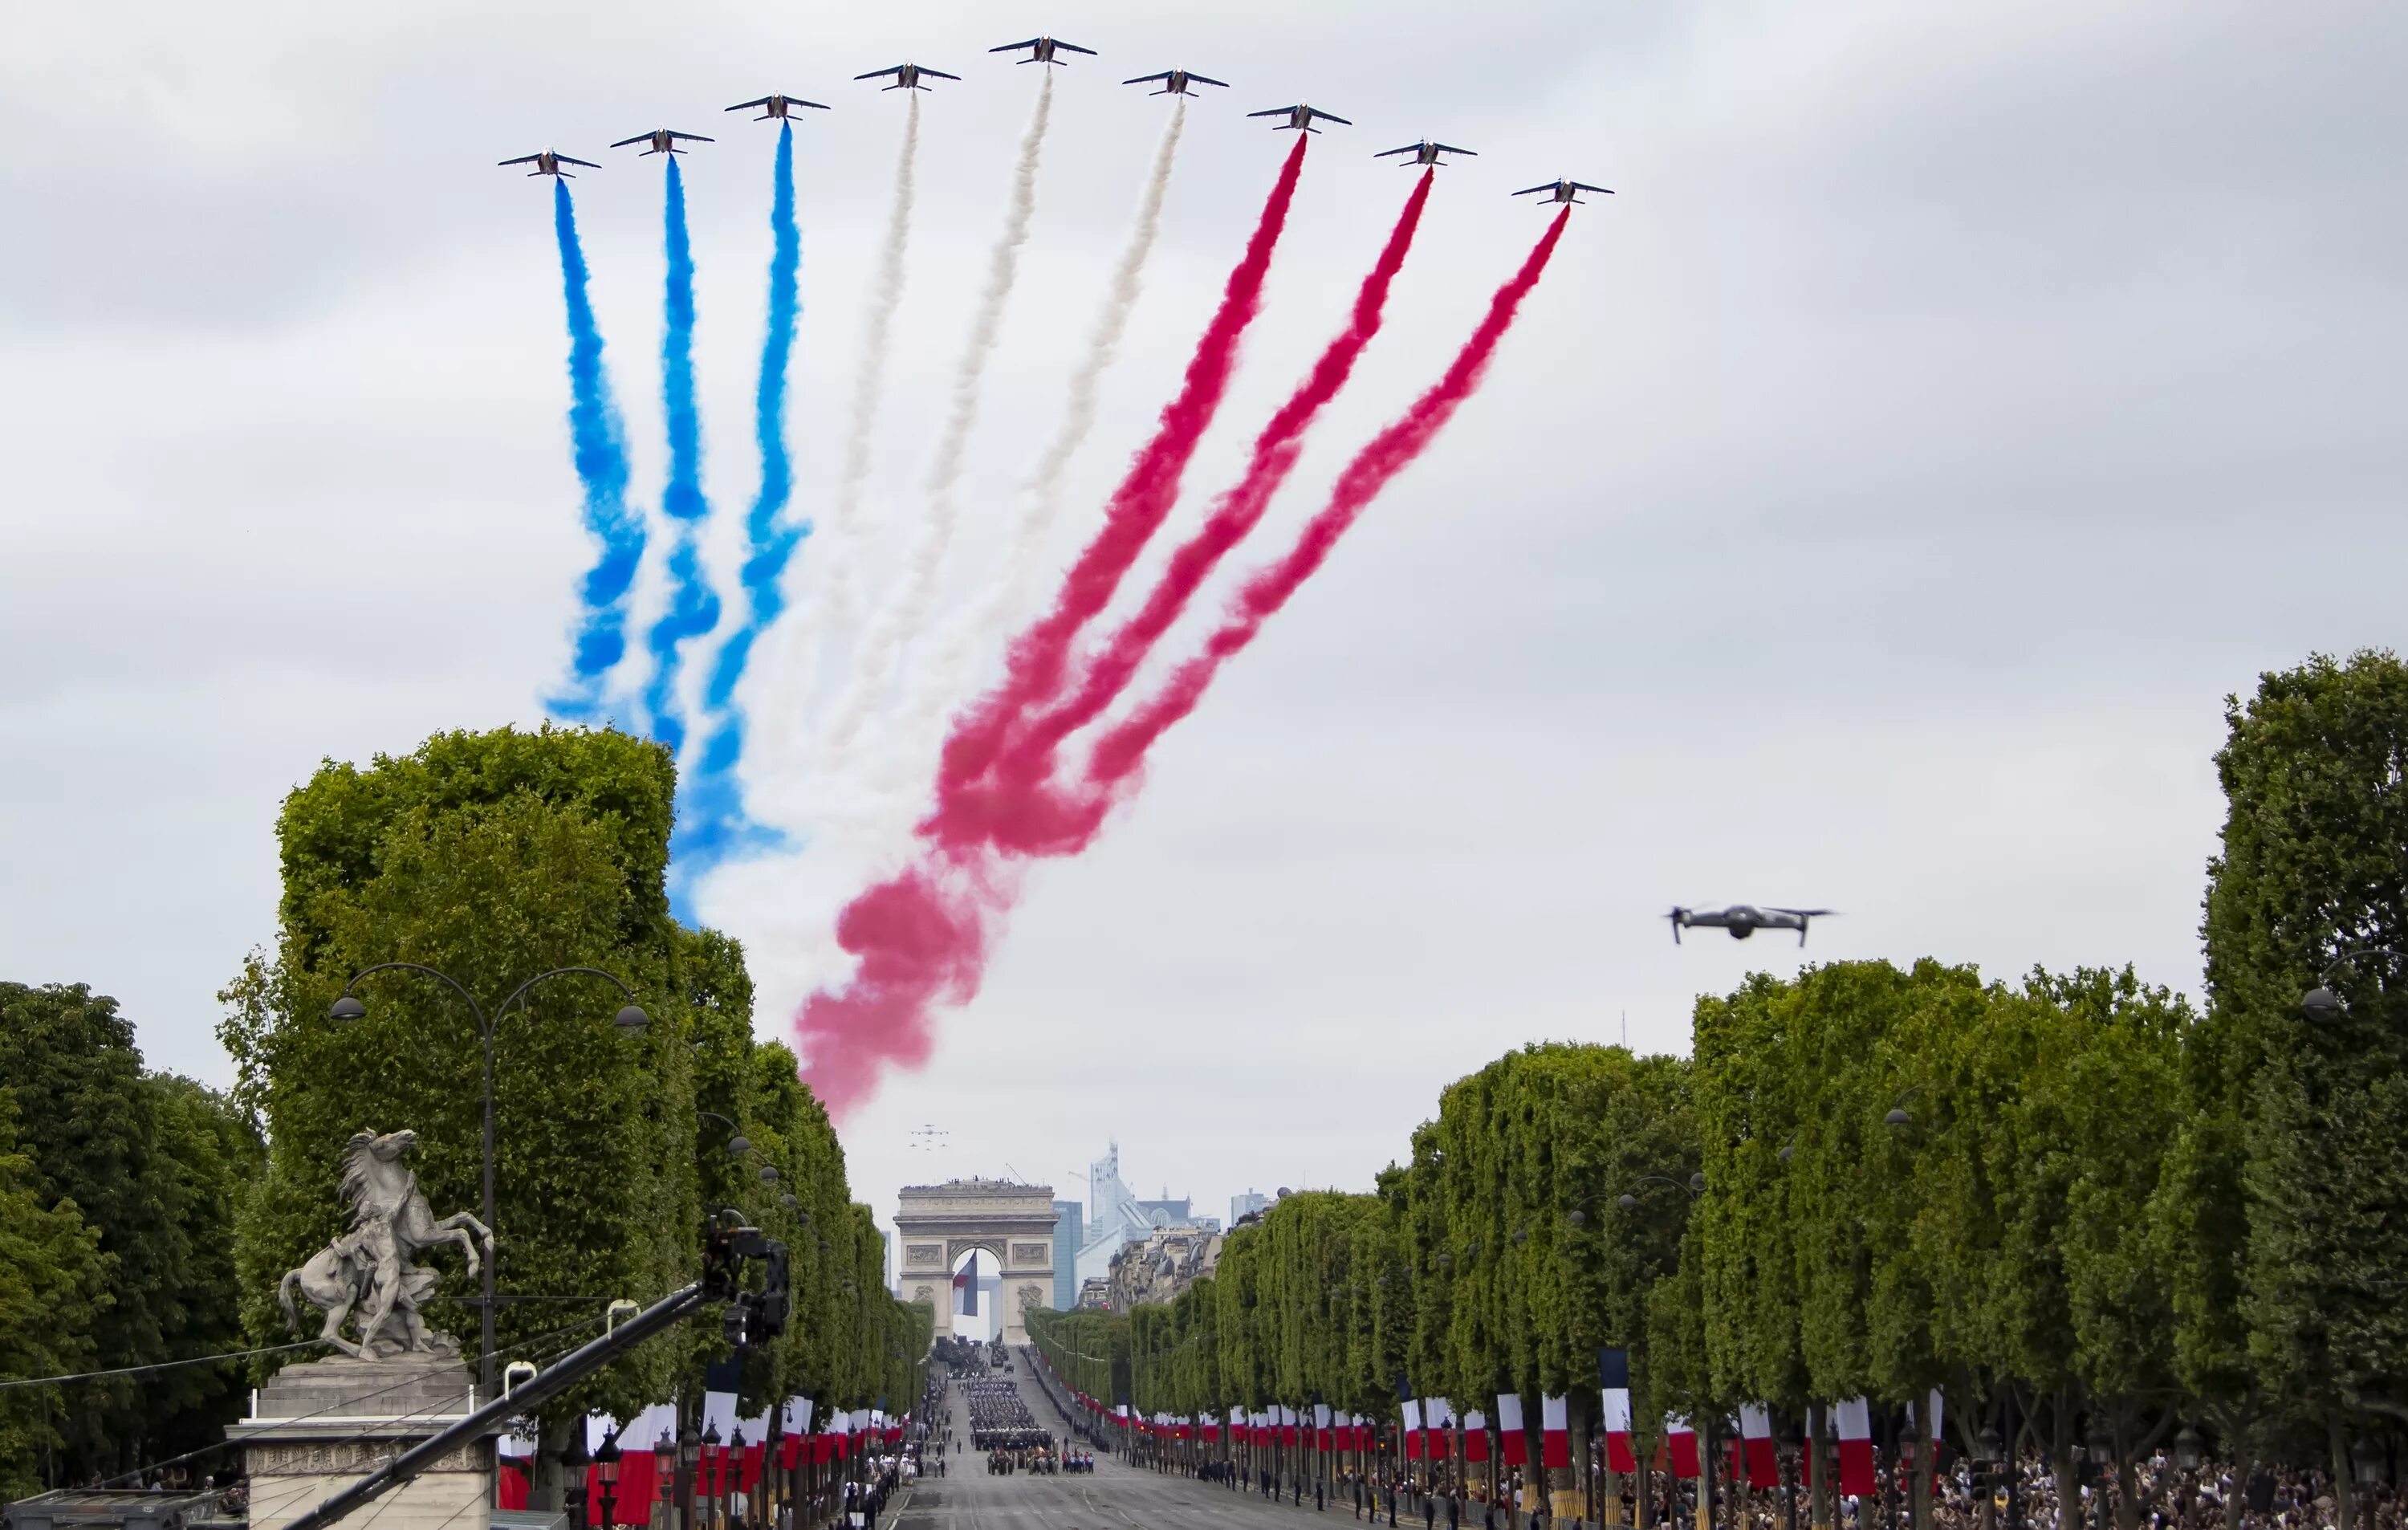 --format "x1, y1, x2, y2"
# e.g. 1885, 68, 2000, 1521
1028, 653, 2408, 1530
3, 725, 929, 1504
